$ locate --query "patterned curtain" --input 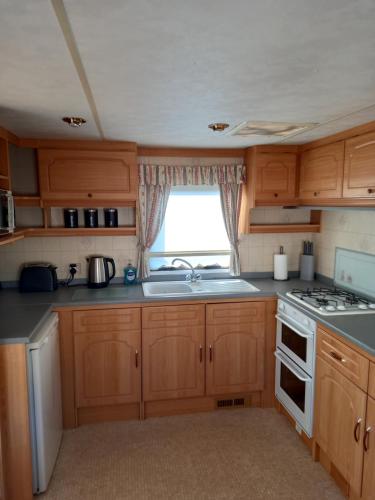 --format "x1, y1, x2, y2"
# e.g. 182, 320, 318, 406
219, 183, 242, 276
137, 184, 171, 279
137, 163, 245, 279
